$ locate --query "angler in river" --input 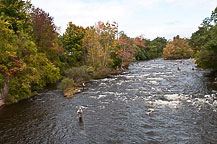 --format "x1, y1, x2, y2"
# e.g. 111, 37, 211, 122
0, 59, 217, 144
77, 106, 83, 123
77, 106, 87, 123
